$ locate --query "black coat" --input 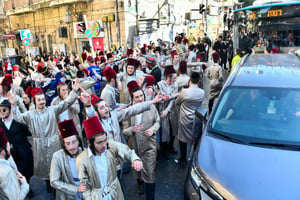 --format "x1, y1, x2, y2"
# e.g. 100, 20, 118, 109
0, 119, 33, 181
150, 66, 162, 84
